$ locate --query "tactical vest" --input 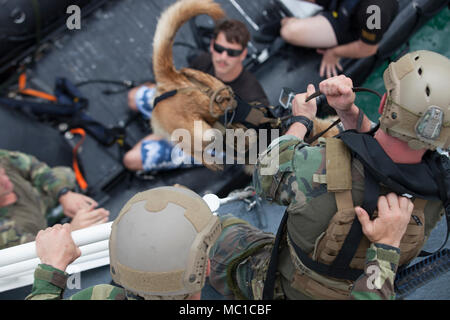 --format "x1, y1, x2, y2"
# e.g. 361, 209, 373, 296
285, 138, 426, 299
